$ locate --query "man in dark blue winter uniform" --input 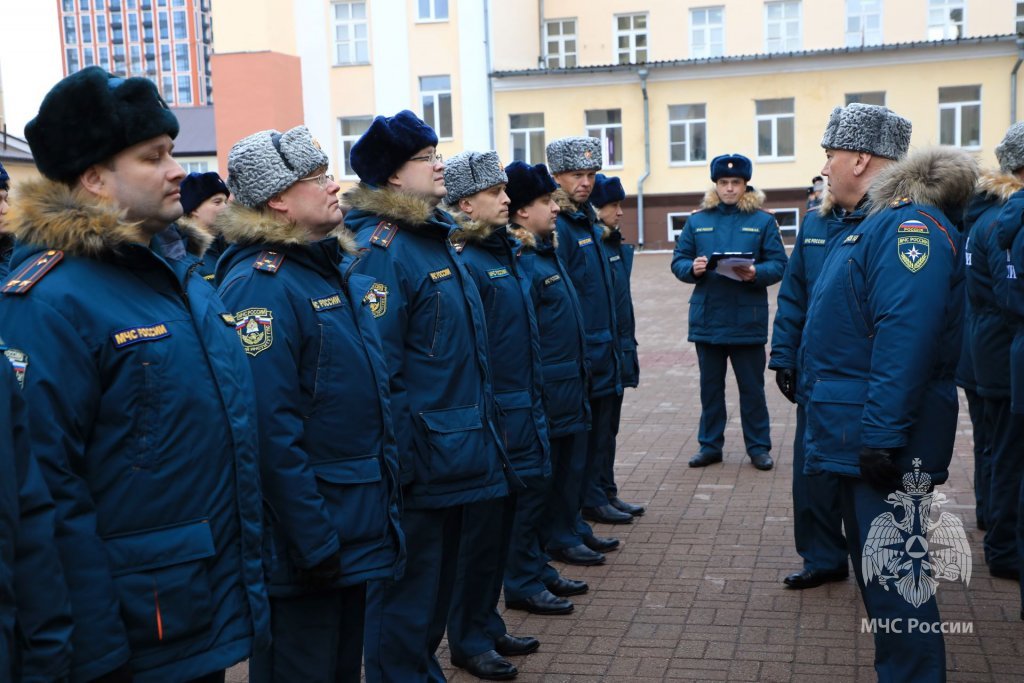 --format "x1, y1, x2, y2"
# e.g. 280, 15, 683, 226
443, 150, 550, 680
179, 171, 231, 281
589, 174, 644, 518
802, 103, 977, 682
0, 161, 11, 279
0, 351, 73, 683
671, 154, 787, 470
343, 111, 509, 682
0, 66, 269, 683
214, 126, 405, 682
769, 195, 850, 590
546, 136, 631, 566
505, 160, 592, 607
